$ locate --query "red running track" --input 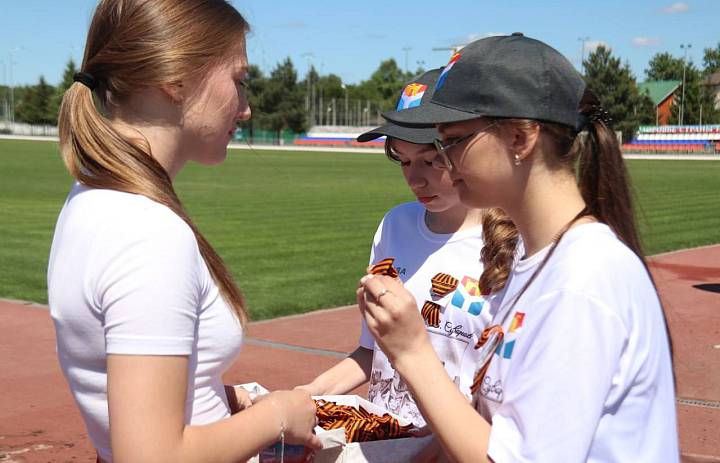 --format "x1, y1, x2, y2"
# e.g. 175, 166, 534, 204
1, 245, 718, 462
